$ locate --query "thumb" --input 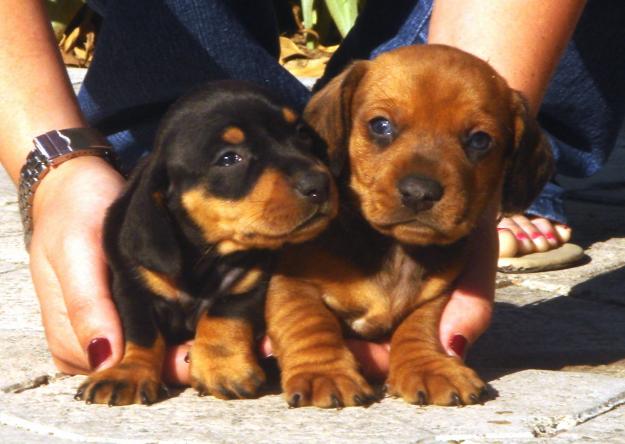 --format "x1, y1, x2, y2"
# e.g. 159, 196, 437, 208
439, 291, 493, 359
52, 232, 124, 371
440, 207, 497, 359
